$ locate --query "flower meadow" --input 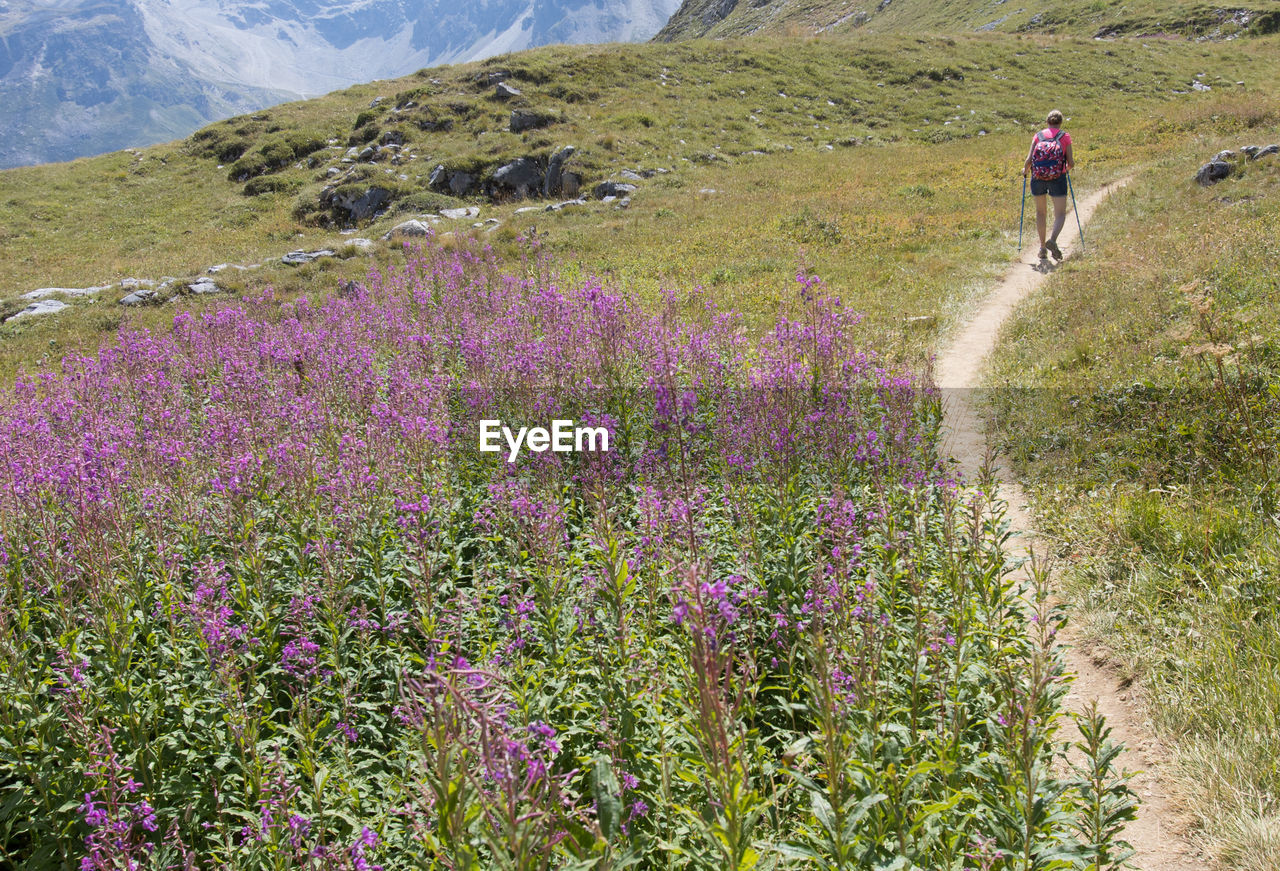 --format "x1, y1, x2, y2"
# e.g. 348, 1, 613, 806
0, 238, 1133, 869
